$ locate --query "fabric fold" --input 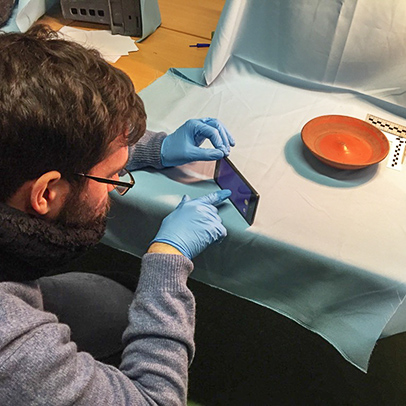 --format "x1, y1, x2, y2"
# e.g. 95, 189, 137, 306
177, 0, 406, 113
